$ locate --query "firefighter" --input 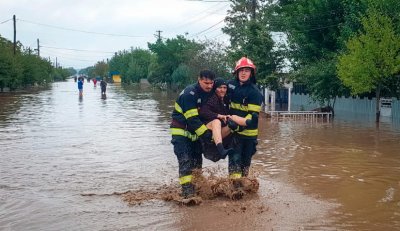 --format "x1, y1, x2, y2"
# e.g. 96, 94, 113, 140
227, 57, 263, 180
170, 70, 215, 199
